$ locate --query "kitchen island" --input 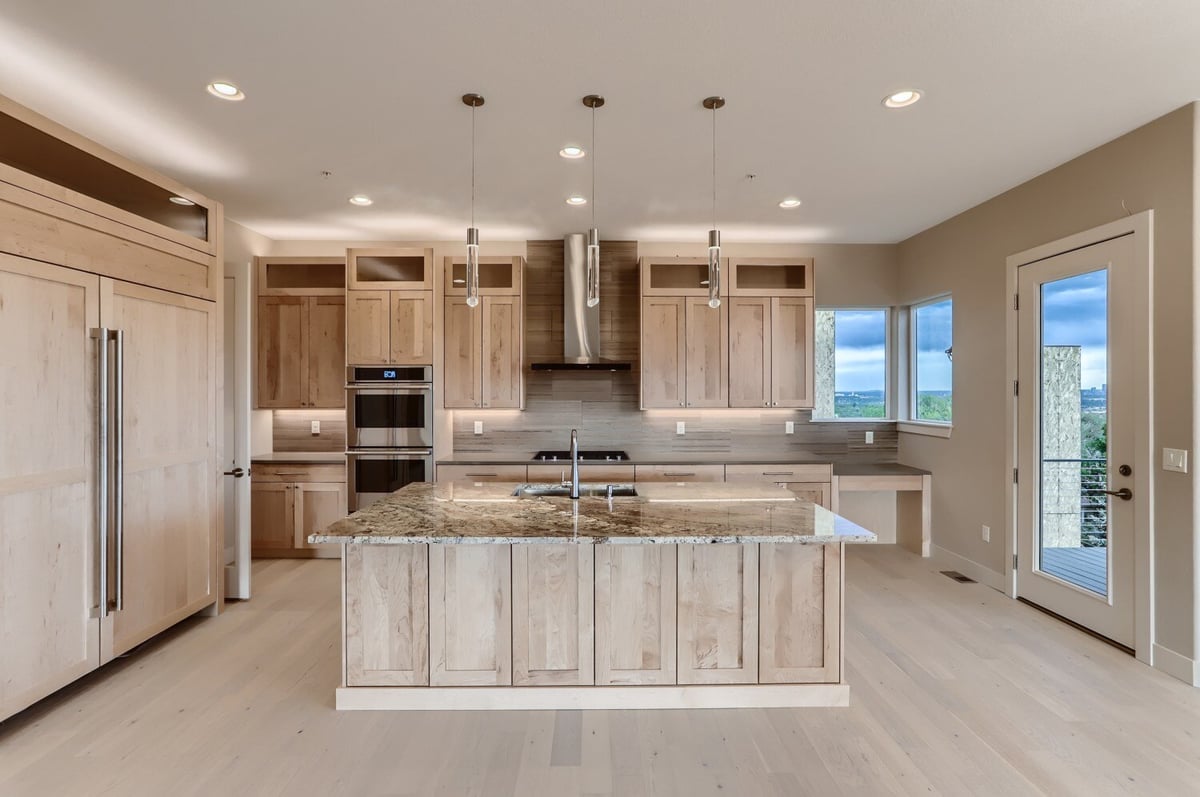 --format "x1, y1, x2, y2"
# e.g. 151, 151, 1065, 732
312, 481, 875, 710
